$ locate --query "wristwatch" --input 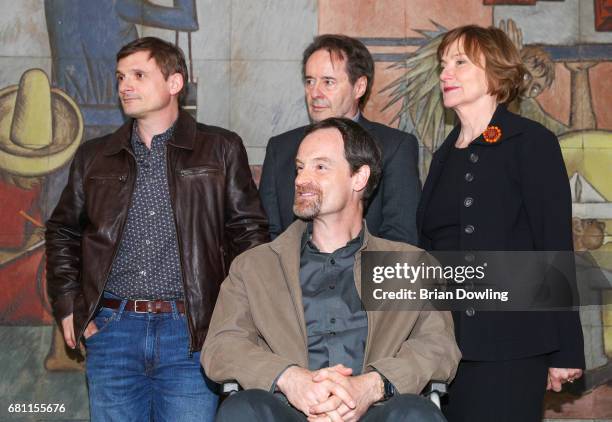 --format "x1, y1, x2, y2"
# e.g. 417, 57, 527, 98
378, 372, 396, 400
